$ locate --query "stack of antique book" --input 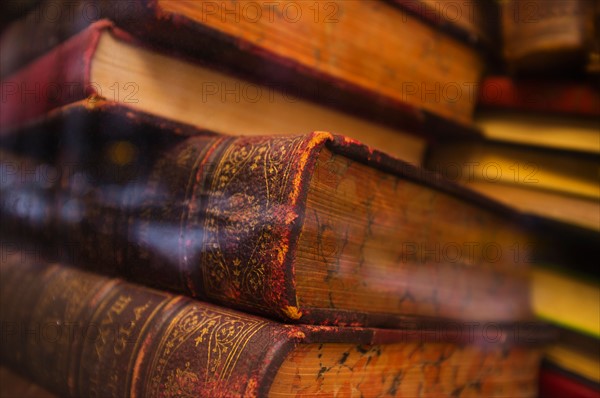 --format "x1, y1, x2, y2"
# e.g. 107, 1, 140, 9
0, 1, 579, 397
426, 1, 600, 396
